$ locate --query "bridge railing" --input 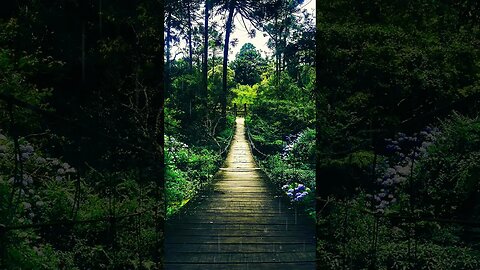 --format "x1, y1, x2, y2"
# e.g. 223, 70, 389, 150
232, 103, 247, 117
